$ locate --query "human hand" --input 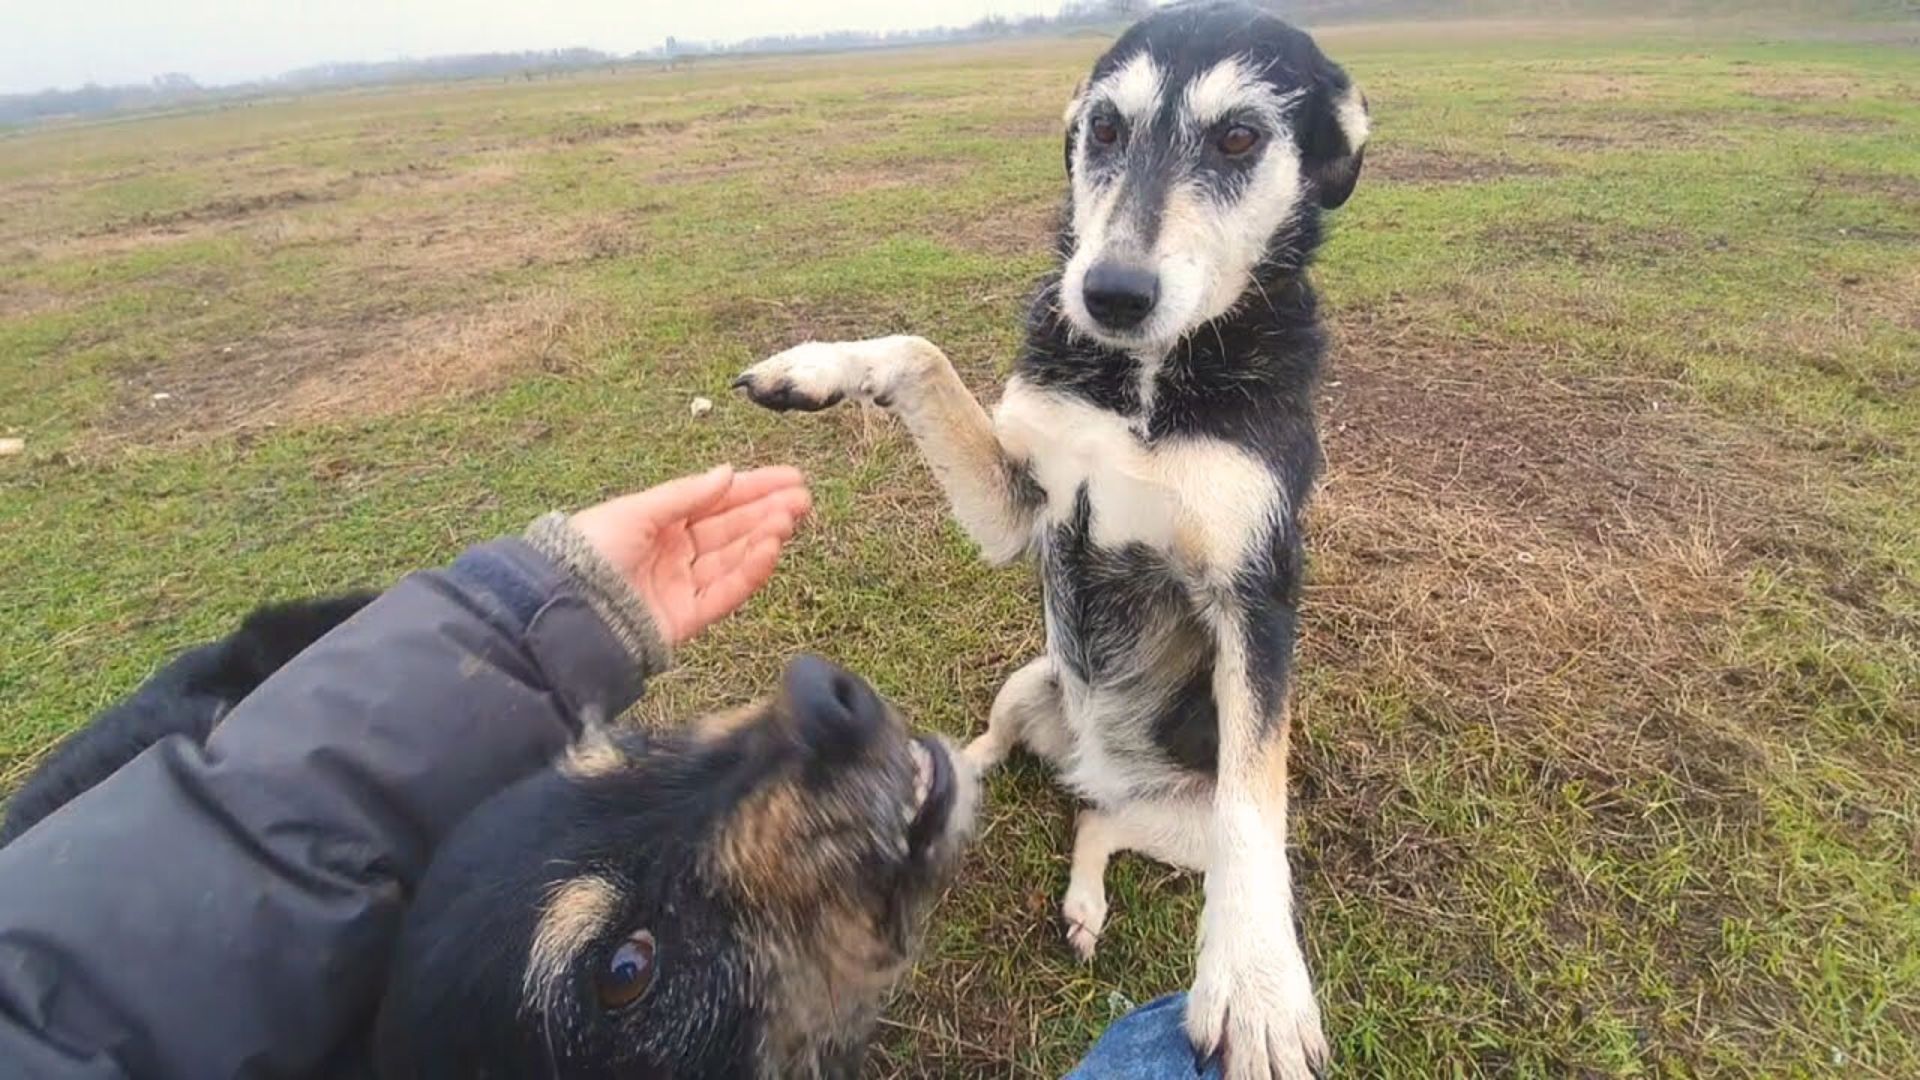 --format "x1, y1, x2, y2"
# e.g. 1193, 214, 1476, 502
570, 465, 811, 647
